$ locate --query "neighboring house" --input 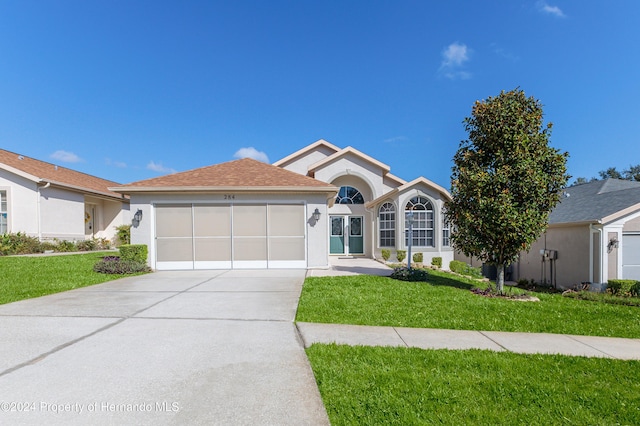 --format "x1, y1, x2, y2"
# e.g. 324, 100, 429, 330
514, 179, 640, 288
0, 149, 130, 242
112, 139, 453, 270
